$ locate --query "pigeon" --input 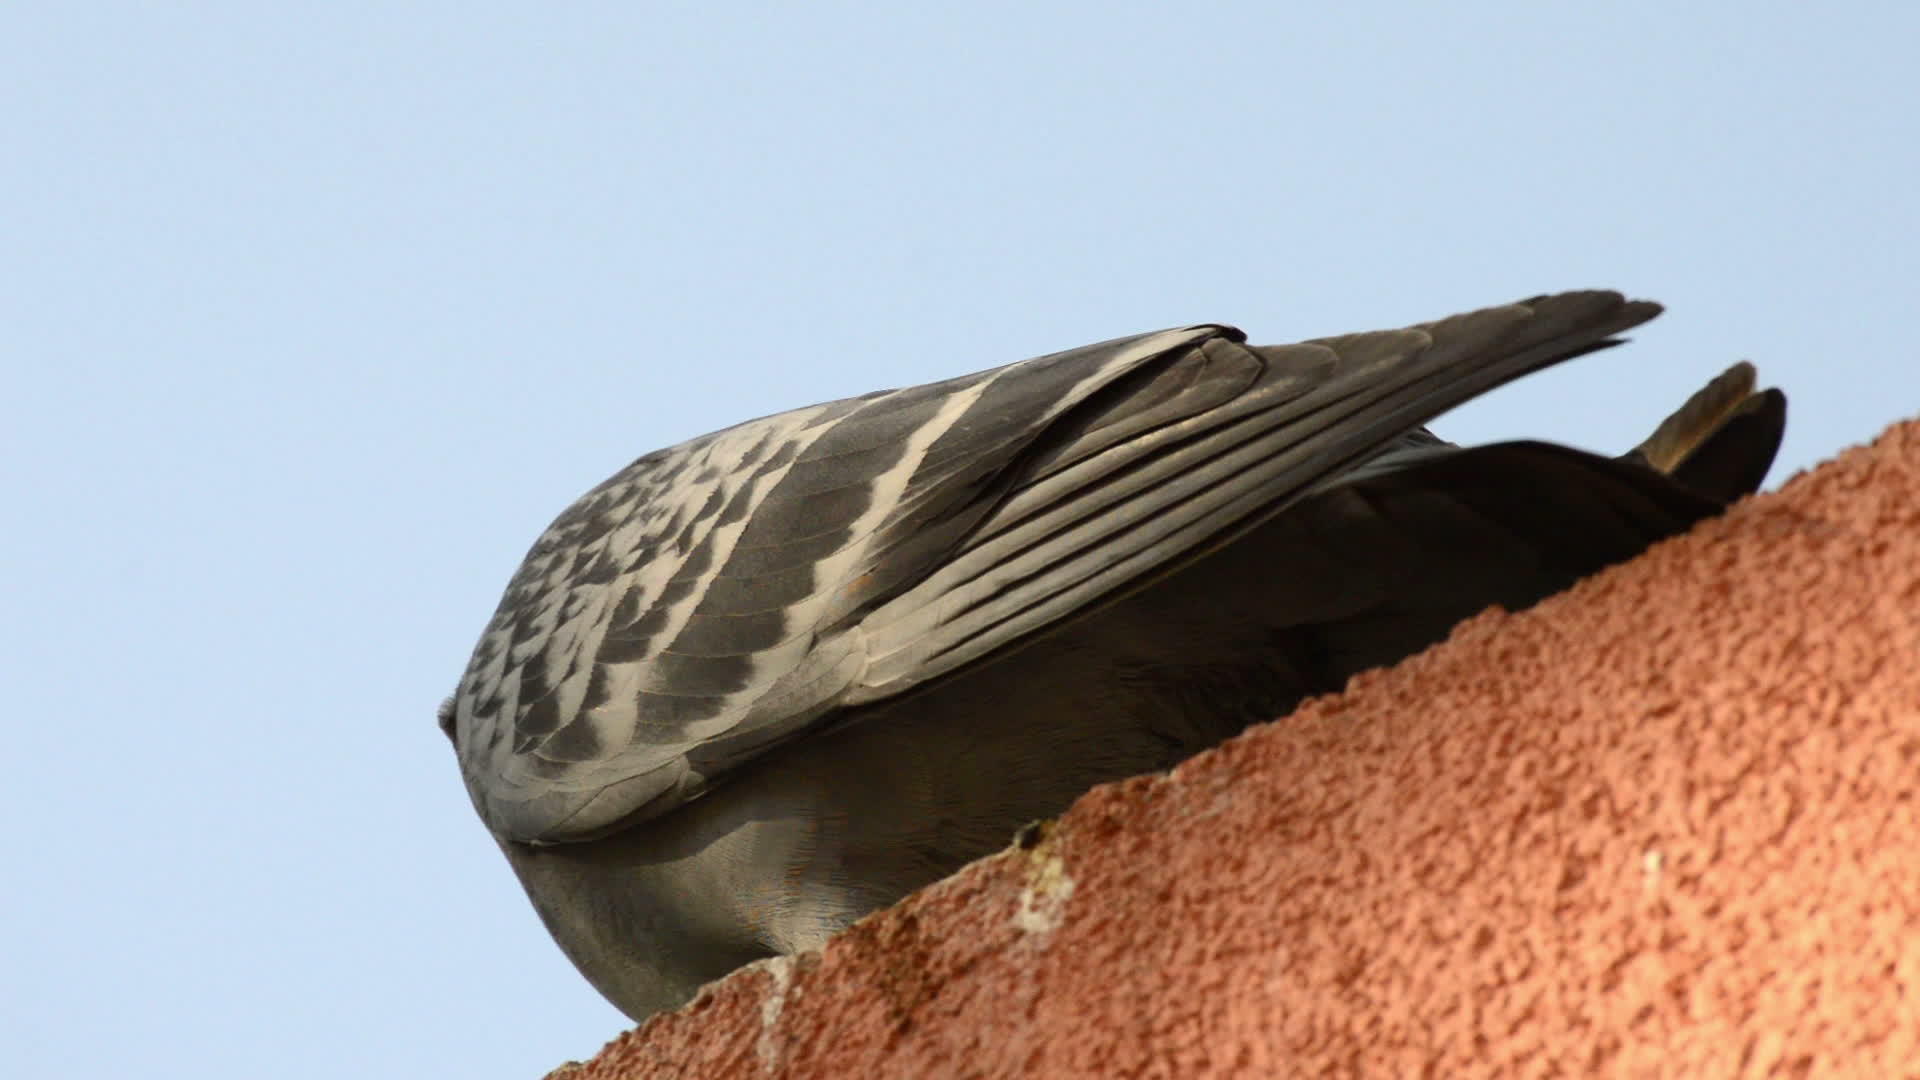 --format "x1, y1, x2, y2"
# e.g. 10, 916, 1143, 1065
442, 291, 1784, 1022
